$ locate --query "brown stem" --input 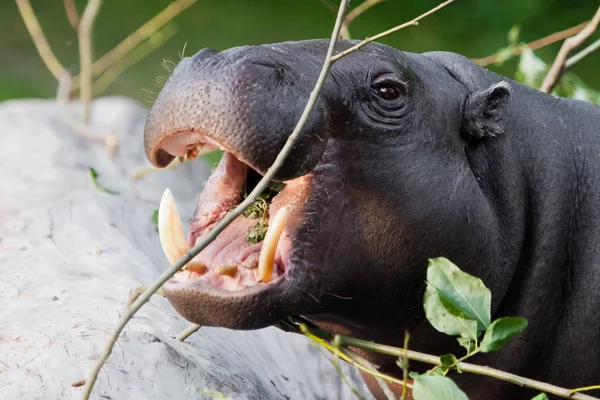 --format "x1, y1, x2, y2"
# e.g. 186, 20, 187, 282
63, 0, 80, 30
540, 6, 600, 93
340, 0, 385, 39
16, 0, 67, 81
473, 21, 589, 67
78, 0, 103, 124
